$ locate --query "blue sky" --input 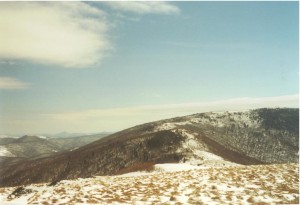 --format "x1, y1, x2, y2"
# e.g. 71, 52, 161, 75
0, 1, 298, 135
